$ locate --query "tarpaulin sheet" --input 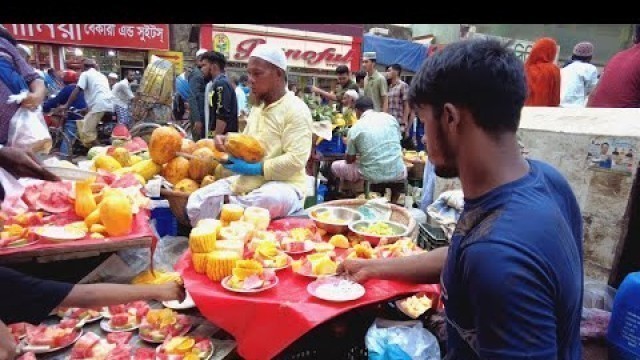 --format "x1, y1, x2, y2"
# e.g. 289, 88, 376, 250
363, 34, 429, 73
0, 210, 155, 257
175, 217, 440, 360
